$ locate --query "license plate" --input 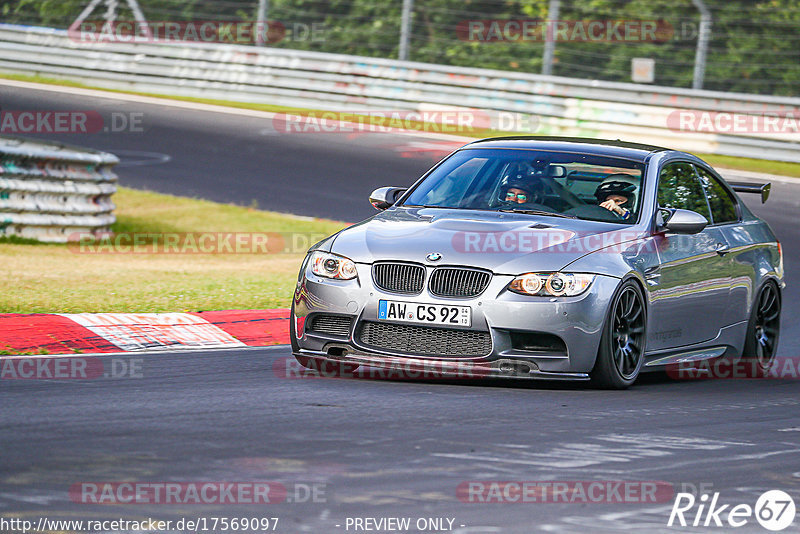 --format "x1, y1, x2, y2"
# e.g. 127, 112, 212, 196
378, 300, 471, 327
